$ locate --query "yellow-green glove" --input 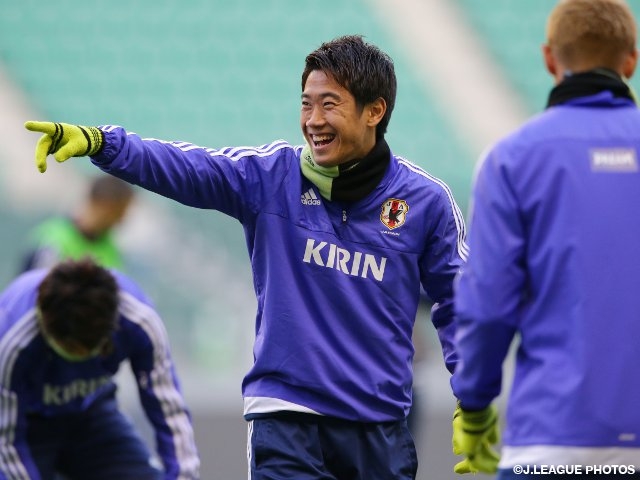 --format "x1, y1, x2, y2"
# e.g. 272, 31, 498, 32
452, 403, 500, 474
24, 121, 104, 173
